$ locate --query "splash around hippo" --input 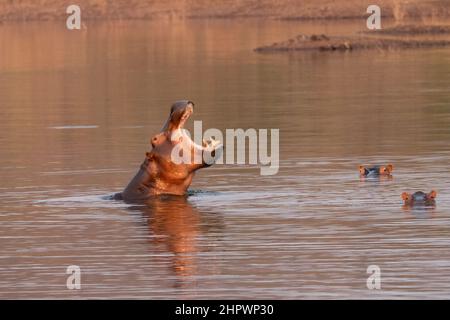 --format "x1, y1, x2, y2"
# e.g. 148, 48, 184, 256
113, 100, 222, 202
